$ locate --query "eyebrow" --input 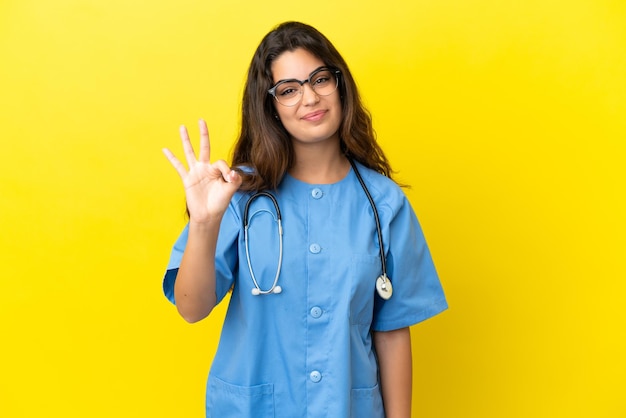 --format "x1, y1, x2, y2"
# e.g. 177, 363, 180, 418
273, 66, 327, 85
